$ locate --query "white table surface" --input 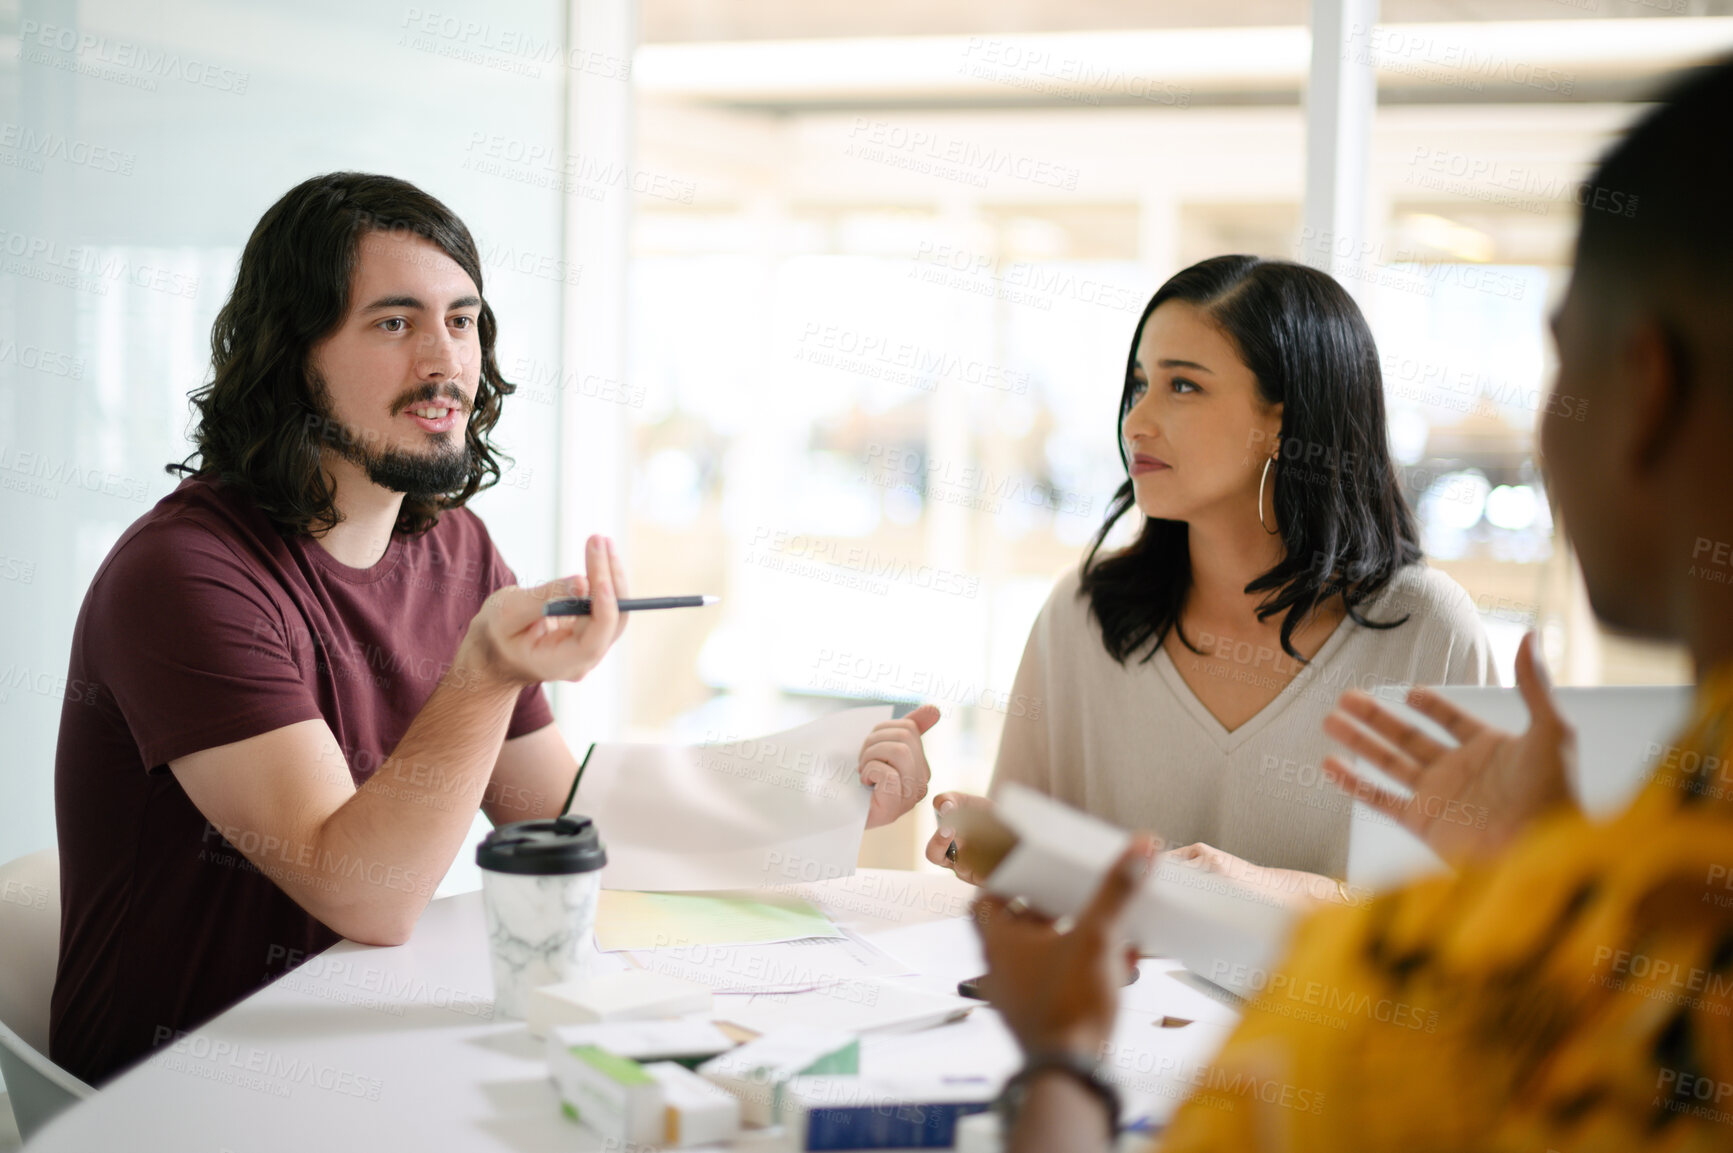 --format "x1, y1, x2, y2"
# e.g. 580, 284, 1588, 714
26, 869, 1239, 1152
